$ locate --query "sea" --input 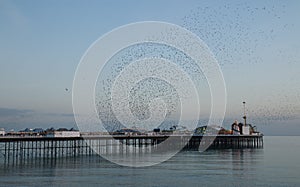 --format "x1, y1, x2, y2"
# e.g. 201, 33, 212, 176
0, 136, 299, 187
